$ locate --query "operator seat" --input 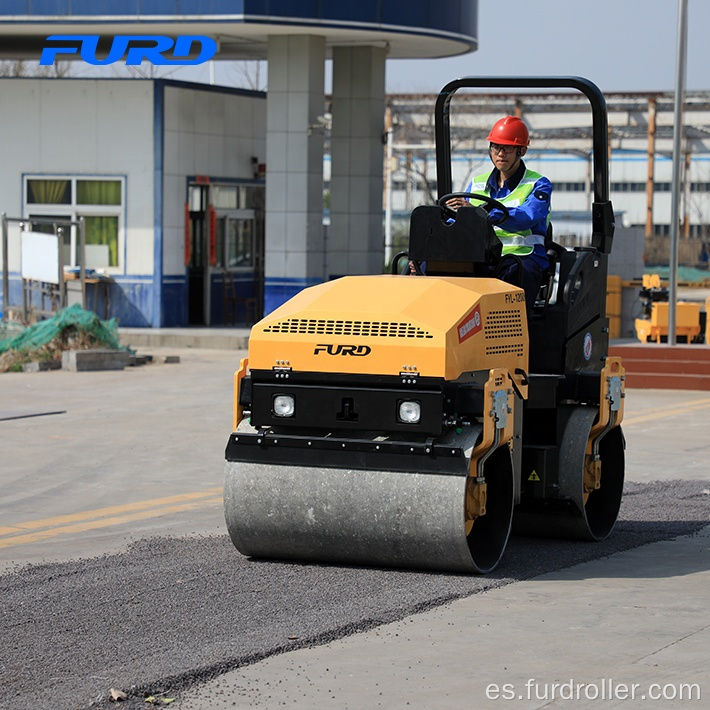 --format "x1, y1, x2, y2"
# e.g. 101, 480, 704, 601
406, 203, 502, 276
